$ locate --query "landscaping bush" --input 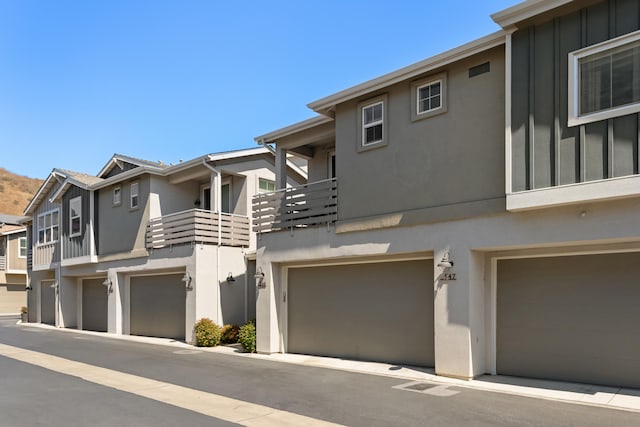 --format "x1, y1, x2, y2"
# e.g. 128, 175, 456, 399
238, 320, 256, 353
220, 324, 240, 344
193, 318, 222, 347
